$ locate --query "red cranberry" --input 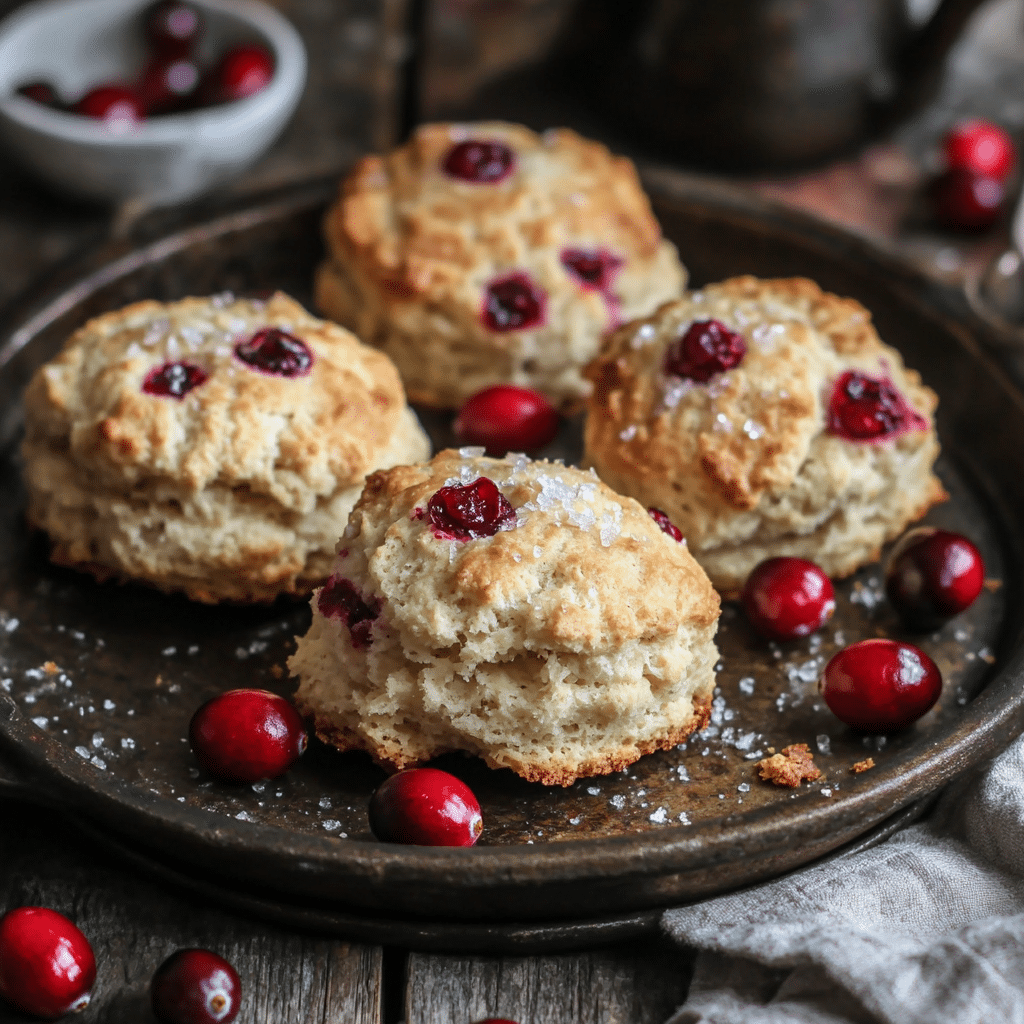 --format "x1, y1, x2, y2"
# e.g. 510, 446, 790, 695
145, 1, 203, 58
930, 169, 1005, 230
0, 907, 96, 1020
648, 507, 683, 542
561, 247, 624, 291
944, 119, 1015, 181
17, 82, 62, 108
482, 273, 546, 332
234, 327, 312, 377
138, 56, 201, 114
826, 370, 925, 442
427, 477, 516, 541
885, 527, 984, 630
454, 385, 559, 454
369, 767, 483, 846
664, 319, 746, 382
143, 361, 208, 398
151, 949, 240, 1024
210, 45, 275, 103
317, 576, 381, 649
742, 557, 835, 641
820, 638, 942, 732
442, 140, 515, 183
189, 689, 307, 783
75, 86, 145, 129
